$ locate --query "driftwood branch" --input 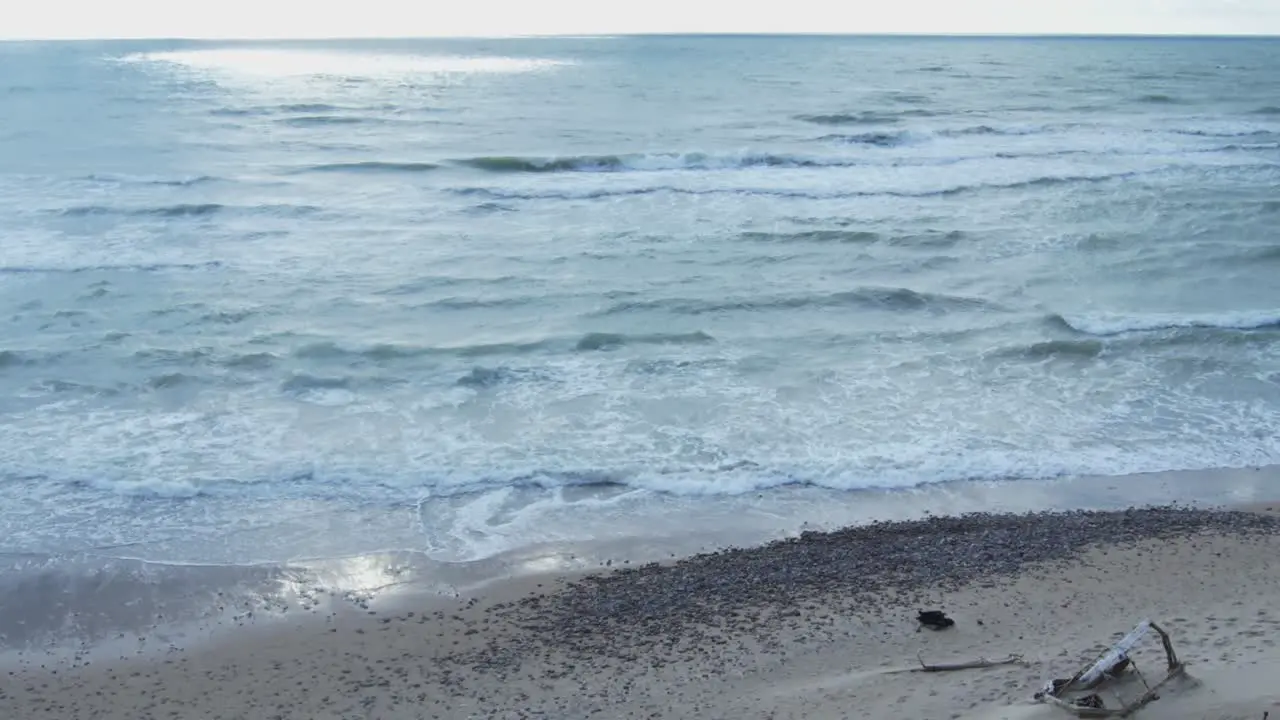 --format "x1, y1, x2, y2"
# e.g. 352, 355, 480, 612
910, 651, 1026, 673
